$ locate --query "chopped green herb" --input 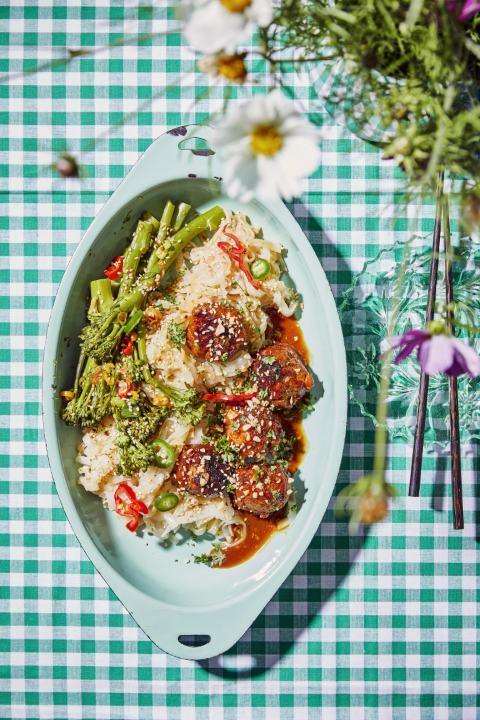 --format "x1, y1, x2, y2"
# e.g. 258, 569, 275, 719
213, 434, 241, 463
231, 420, 240, 431
262, 356, 276, 365
245, 302, 252, 309
272, 489, 280, 500
254, 466, 265, 482
258, 388, 269, 400
211, 543, 226, 567
168, 321, 186, 349
266, 428, 276, 438
193, 553, 212, 567
161, 290, 177, 304
225, 483, 234, 492
221, 352, 229, 364
254, 328, 261, 334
